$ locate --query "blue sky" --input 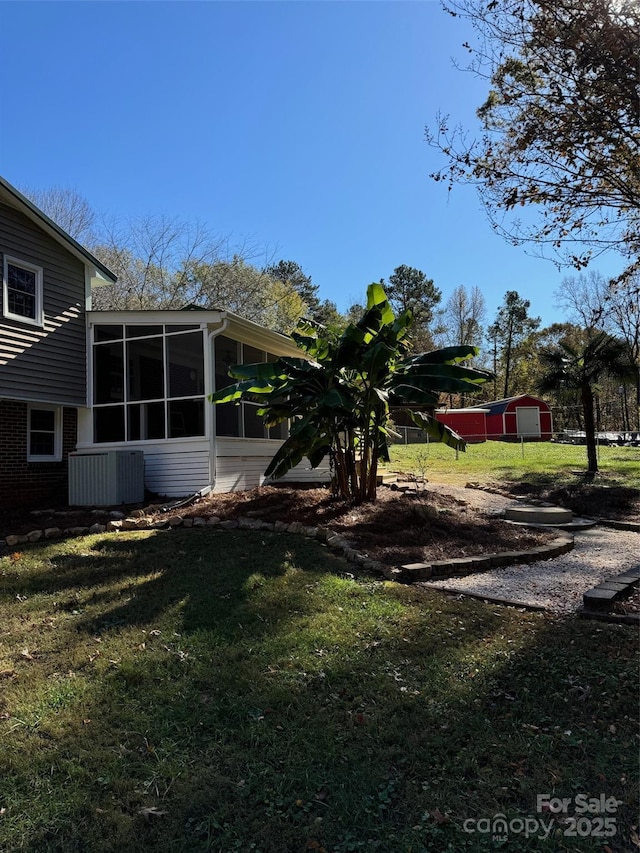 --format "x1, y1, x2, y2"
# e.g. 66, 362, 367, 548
0, 1, 623, 330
